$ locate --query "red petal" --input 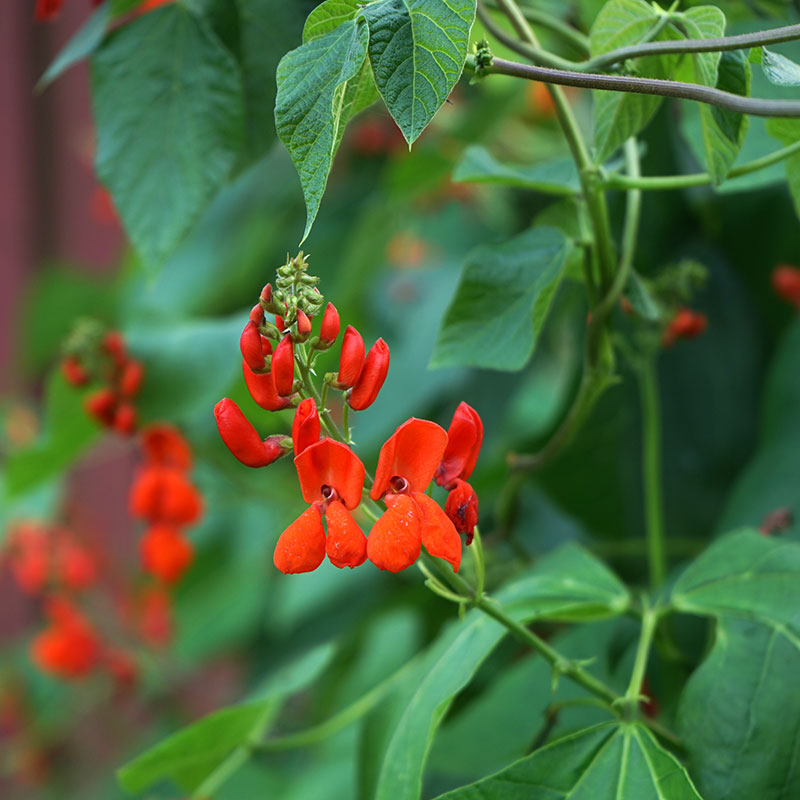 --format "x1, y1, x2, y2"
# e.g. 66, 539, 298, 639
273, 506, 326, 574
367, 494, 422, 573
348, 338, 390, 411
370, 418, 447, 500
325, 500, 367, 569
444, 479, 479, 542
215, 397, 286, 467
292, 398, 321, 456
436, 402, 483, 487
242, 360, 291, 411
140, 423, 193, 470
295, 438, 365, 509
139, 525, 194, 583
413, 492, 462, 572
